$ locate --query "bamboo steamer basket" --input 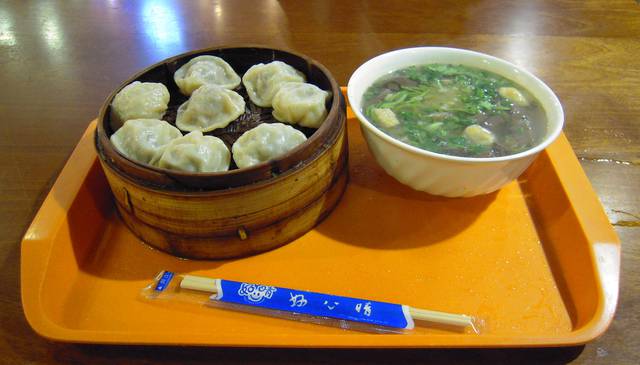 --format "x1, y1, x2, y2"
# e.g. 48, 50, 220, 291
95, 46, 348, 259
